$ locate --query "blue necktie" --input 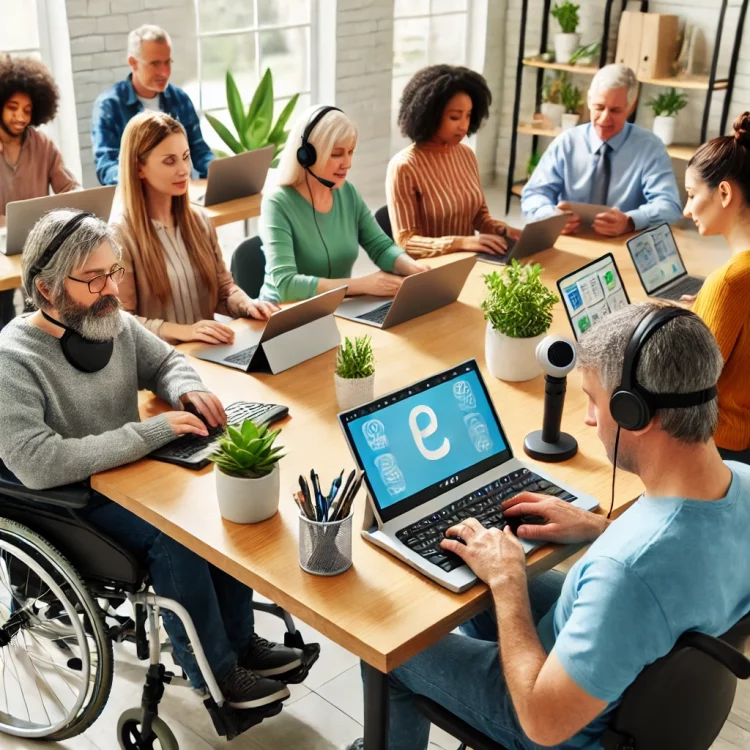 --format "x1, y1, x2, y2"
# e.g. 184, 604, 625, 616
590, 142, 611, 205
